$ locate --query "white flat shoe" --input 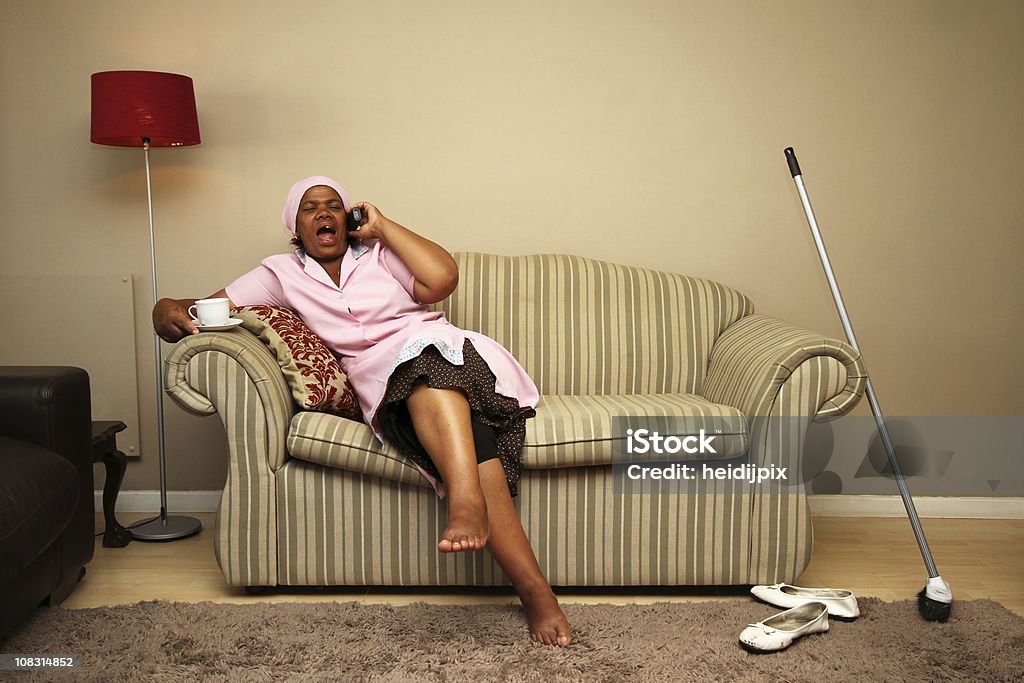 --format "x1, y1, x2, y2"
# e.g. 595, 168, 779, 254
751, 583, 860, 619
738, 602, 829, 653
